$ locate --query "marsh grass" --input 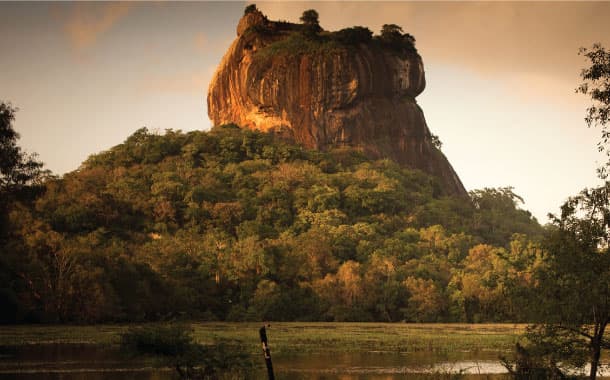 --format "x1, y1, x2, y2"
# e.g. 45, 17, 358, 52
0, 323, 523, 356
193, 323, 523, 355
